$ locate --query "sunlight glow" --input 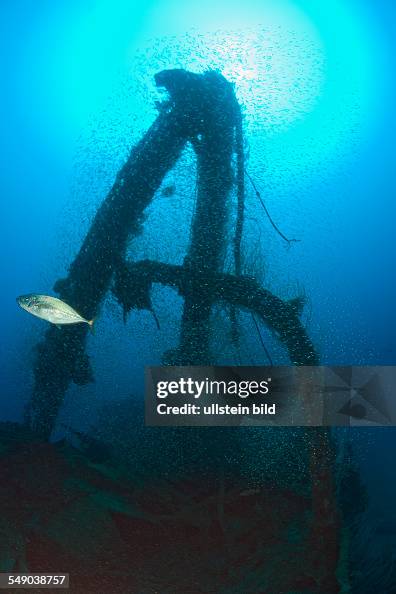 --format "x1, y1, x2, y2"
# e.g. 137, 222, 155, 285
22, 0, 385, 173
